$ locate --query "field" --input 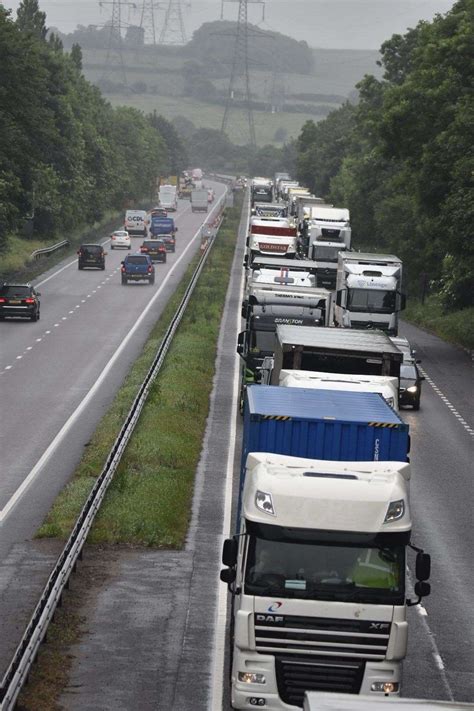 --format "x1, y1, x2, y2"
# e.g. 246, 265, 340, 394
81, 45, 381, 146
